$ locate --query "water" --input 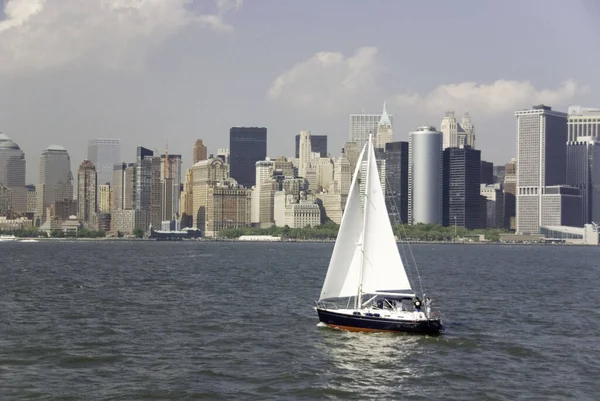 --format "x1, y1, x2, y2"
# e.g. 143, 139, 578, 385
0, 241, 598, 400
